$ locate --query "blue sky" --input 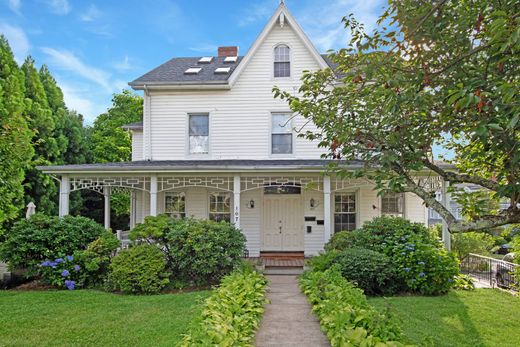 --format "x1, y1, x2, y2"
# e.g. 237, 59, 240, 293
1, 0, 386, 124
